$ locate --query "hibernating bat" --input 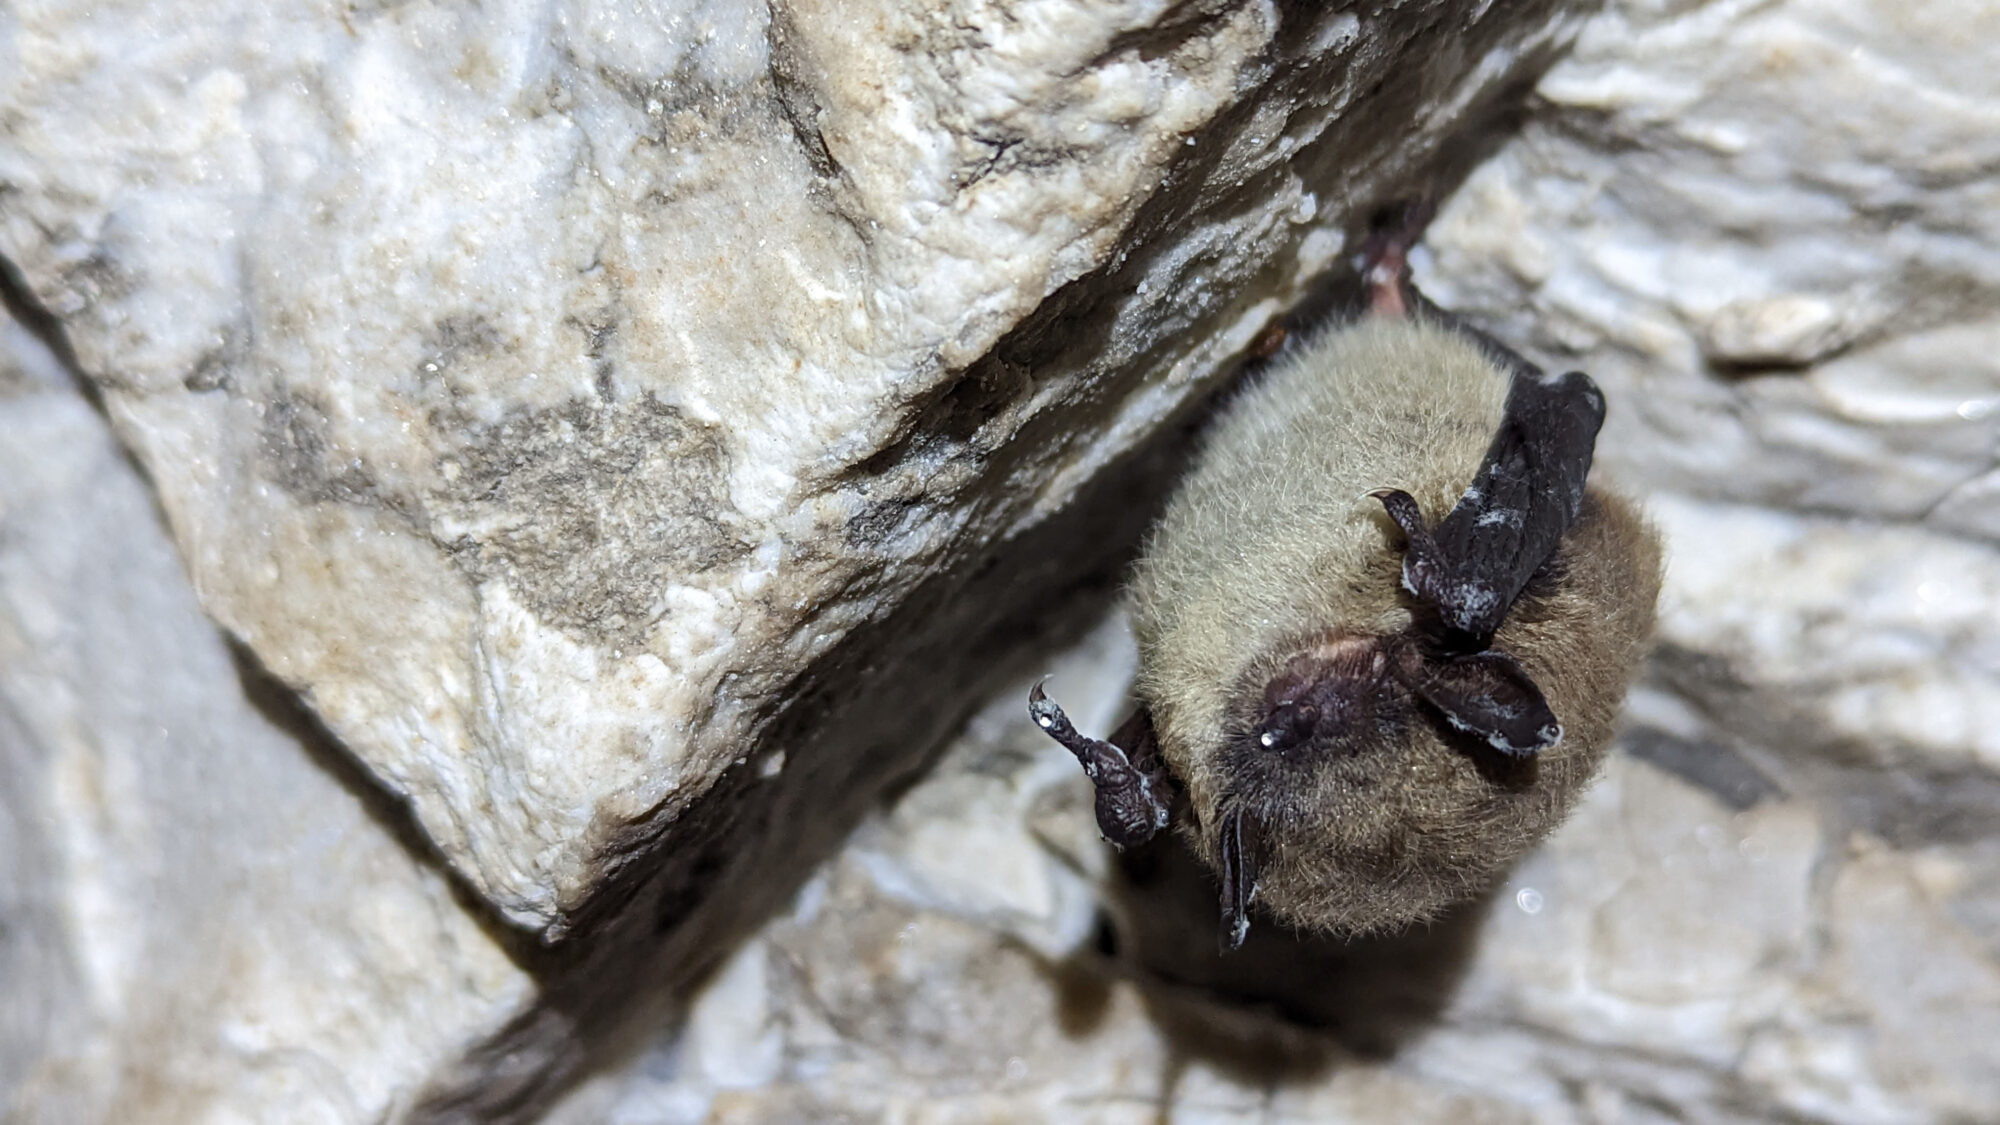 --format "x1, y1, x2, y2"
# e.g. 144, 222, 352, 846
1030, 214, 1662, 950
